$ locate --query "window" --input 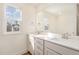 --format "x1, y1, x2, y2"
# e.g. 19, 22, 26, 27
4, 4, 22, 34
